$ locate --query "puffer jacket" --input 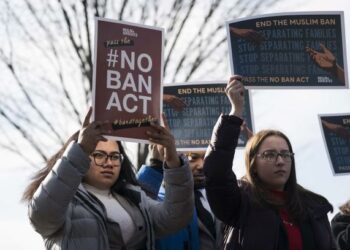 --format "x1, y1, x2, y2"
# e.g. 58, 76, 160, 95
28, 142, 193, 250
203, 114, 337, 250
